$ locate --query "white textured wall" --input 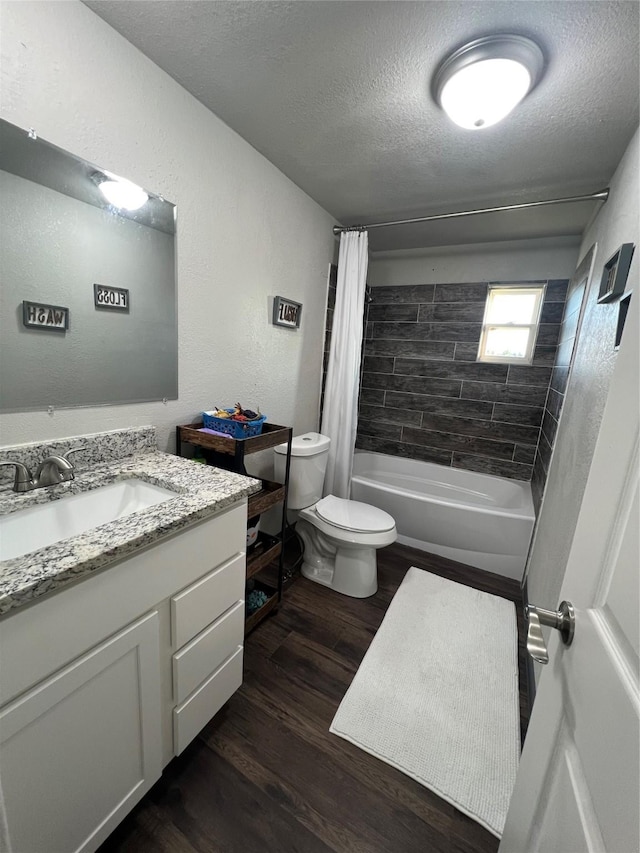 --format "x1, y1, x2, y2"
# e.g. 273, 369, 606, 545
367, 237, 581, 286
0, 1, 337, 453
525, 129, 639, 647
